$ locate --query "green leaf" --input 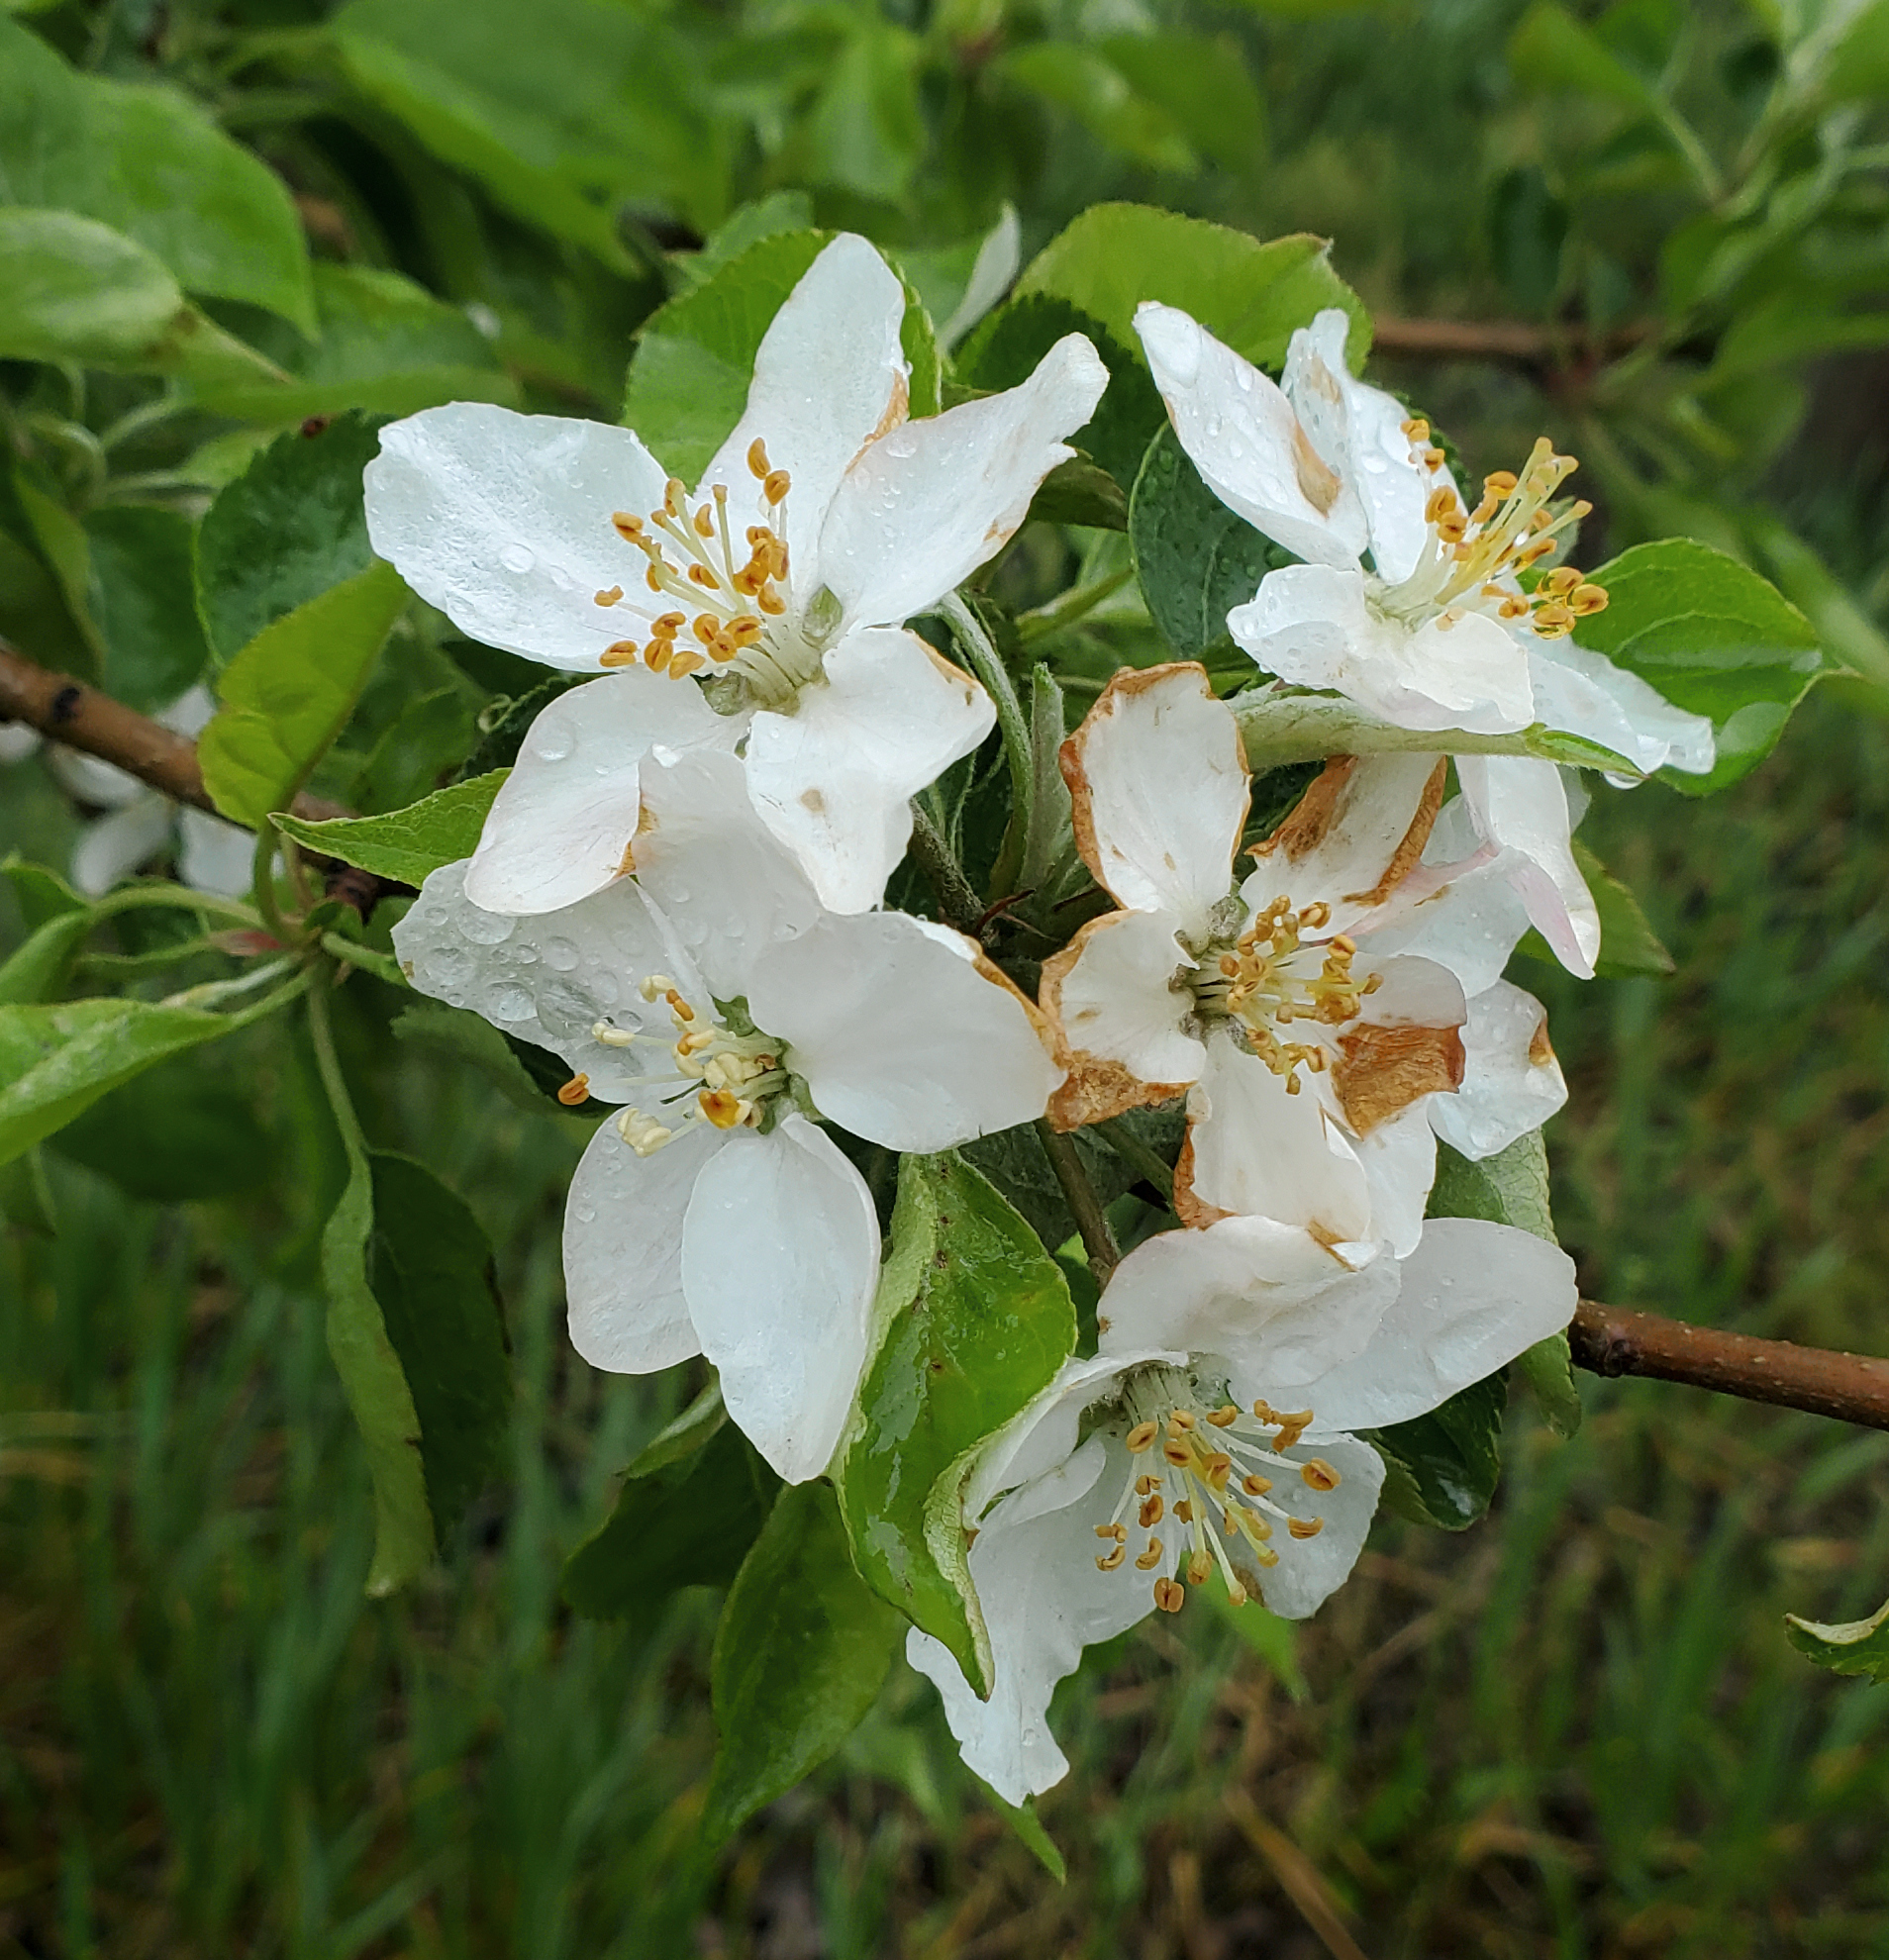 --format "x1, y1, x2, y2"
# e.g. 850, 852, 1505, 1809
389, 1003, 553, 1114
83, 506, 210, 712
1578, 840, 1672, 979
1013, 204, 1368, 376
0, 908, 90, 1006
1820, 0, 1889, 104
274, 772, 508, 888
50, 1048, 273, 1201
803, 17, 925, 201
996, 43, 1197, 174
702, 1482, 903, 1845
960, 1117, 1161, 1251
989, 1793, 1067, 1883
562, 1382, 779, 1617
0, 16, 314, 331
1508, 2, 1664, 114
1096, 32, 1264, 170
194, 412, 386, 667
1786, 1597, 1889, 1683
198, 559, 410, 828
0, 208, 283, 381
12, 467, 102, 663
674, 192, 816, 291
834, 1152, 1076, 1697
0, 995, 246, 1166
1204, 1588, 1309, 1703
1131, 424, 1295, 660
1370, 1370, 1508, 1530
1574, 539, 1829, 793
